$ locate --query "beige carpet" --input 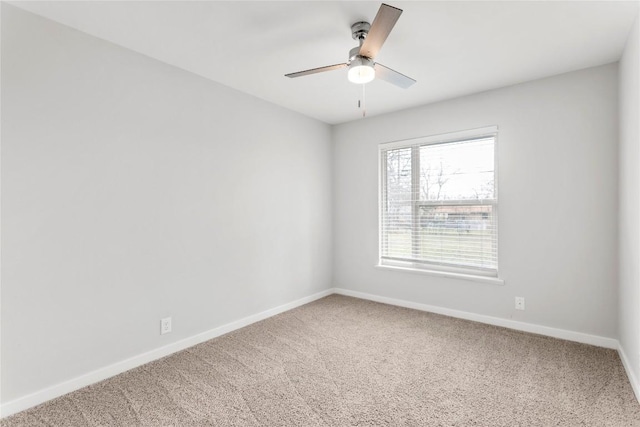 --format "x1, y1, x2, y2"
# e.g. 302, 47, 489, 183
3, 295, 640, 426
